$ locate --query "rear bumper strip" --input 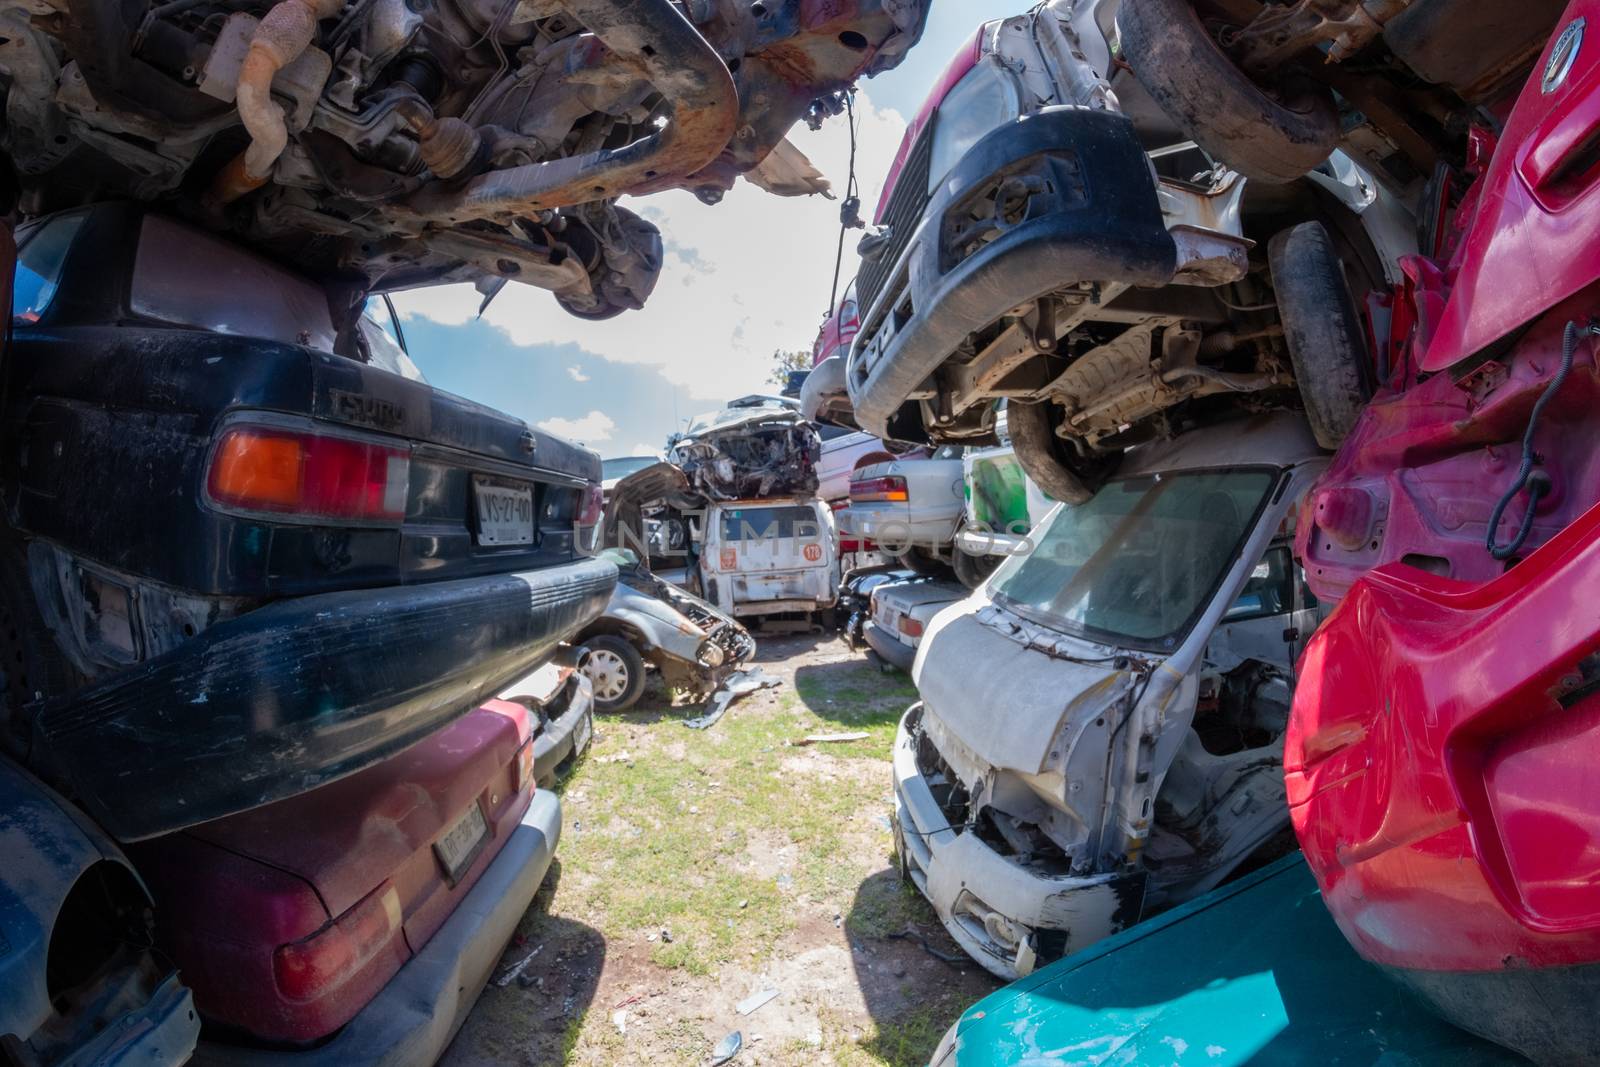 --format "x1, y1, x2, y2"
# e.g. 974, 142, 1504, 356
38, 559, 615, 840
865, 622, 918, 673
